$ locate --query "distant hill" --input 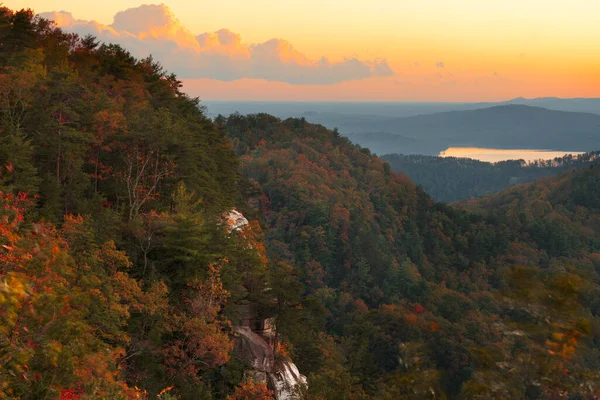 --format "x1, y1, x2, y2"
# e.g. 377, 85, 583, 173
204, 97, 600, 120
379, 104, 600, 150
345, 132, 446, 155
458, 163, 600, 258
342, 105, 600, 155
207, 100, 600, 156
382, 151, 600, 203
503, 97, 600, 115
